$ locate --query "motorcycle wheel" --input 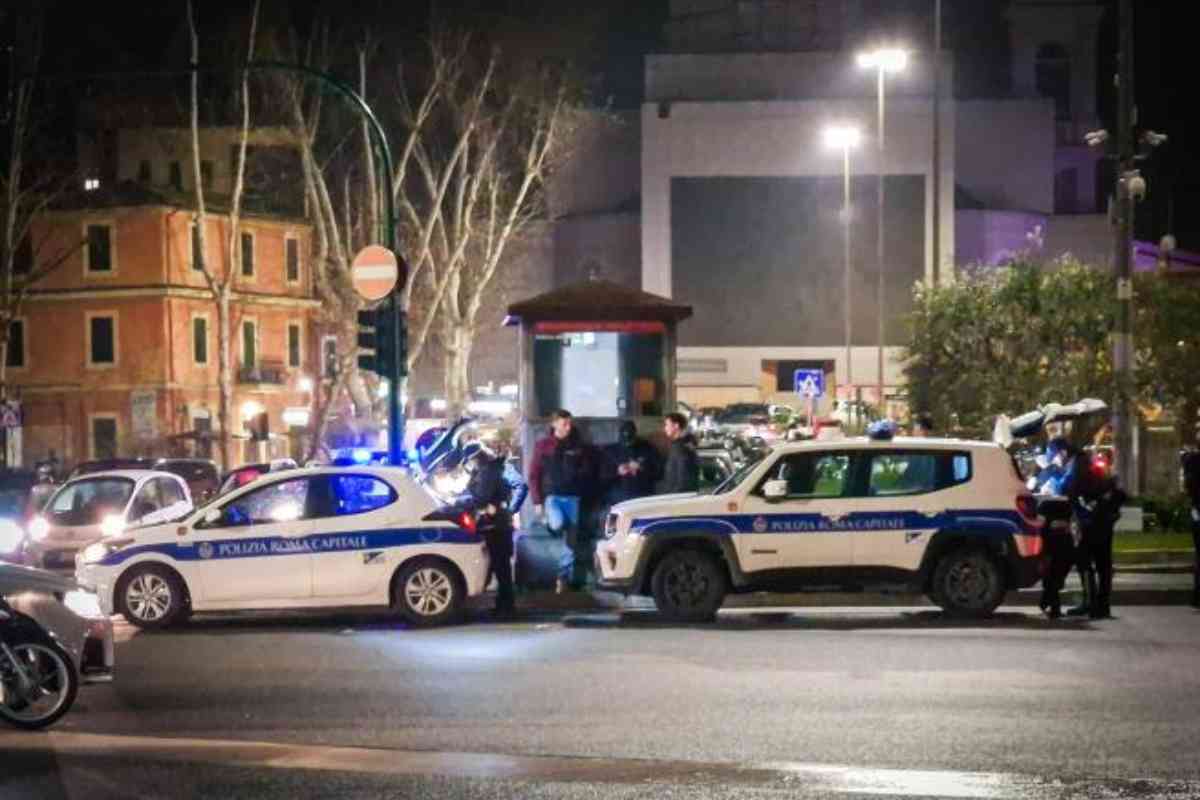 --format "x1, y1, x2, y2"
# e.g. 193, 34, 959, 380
0, 640, 79, 730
